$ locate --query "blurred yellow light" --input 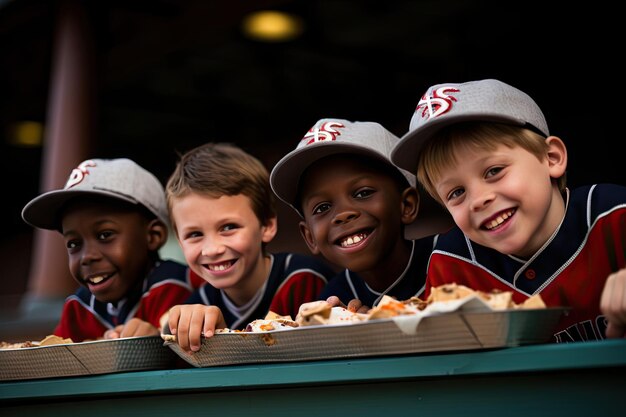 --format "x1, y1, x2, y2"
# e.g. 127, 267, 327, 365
242, 11, 303, 42
7, 121, 44, 147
